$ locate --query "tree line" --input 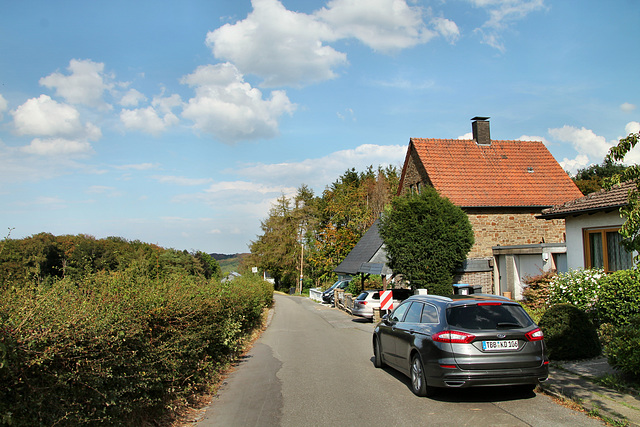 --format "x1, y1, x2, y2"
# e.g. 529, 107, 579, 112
246, 166, 399, 290
0, 231, 221, 289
